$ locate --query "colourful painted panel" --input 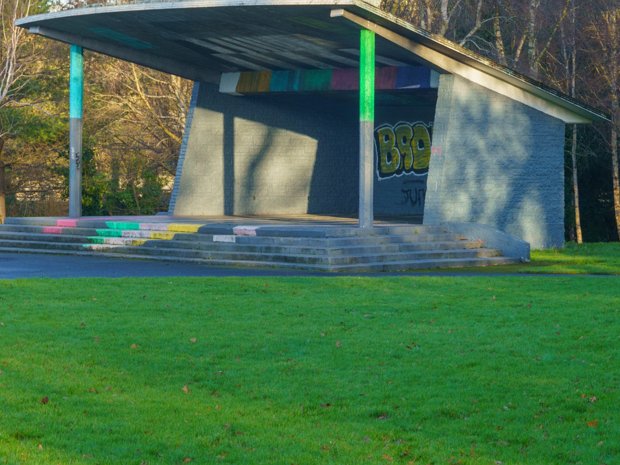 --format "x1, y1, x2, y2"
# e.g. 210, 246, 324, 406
375, 67, 398, 90
270, 70, 300, 92
221, 66, 435, 94
331, 68, 358, 90
236, 70, 272, 93
395, 66, 430, 89
300, 69, 333, 92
